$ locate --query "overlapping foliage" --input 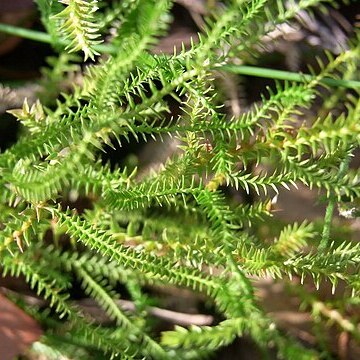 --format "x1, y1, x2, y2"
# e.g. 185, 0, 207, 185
0, 0, 359, 359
